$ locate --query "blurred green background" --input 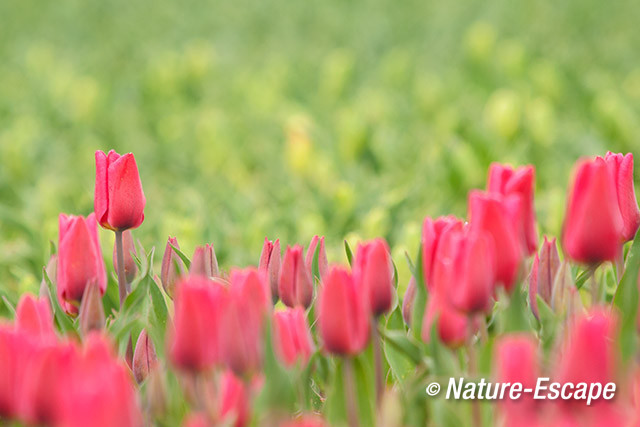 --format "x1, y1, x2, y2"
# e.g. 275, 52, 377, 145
1, 0, 639, 300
